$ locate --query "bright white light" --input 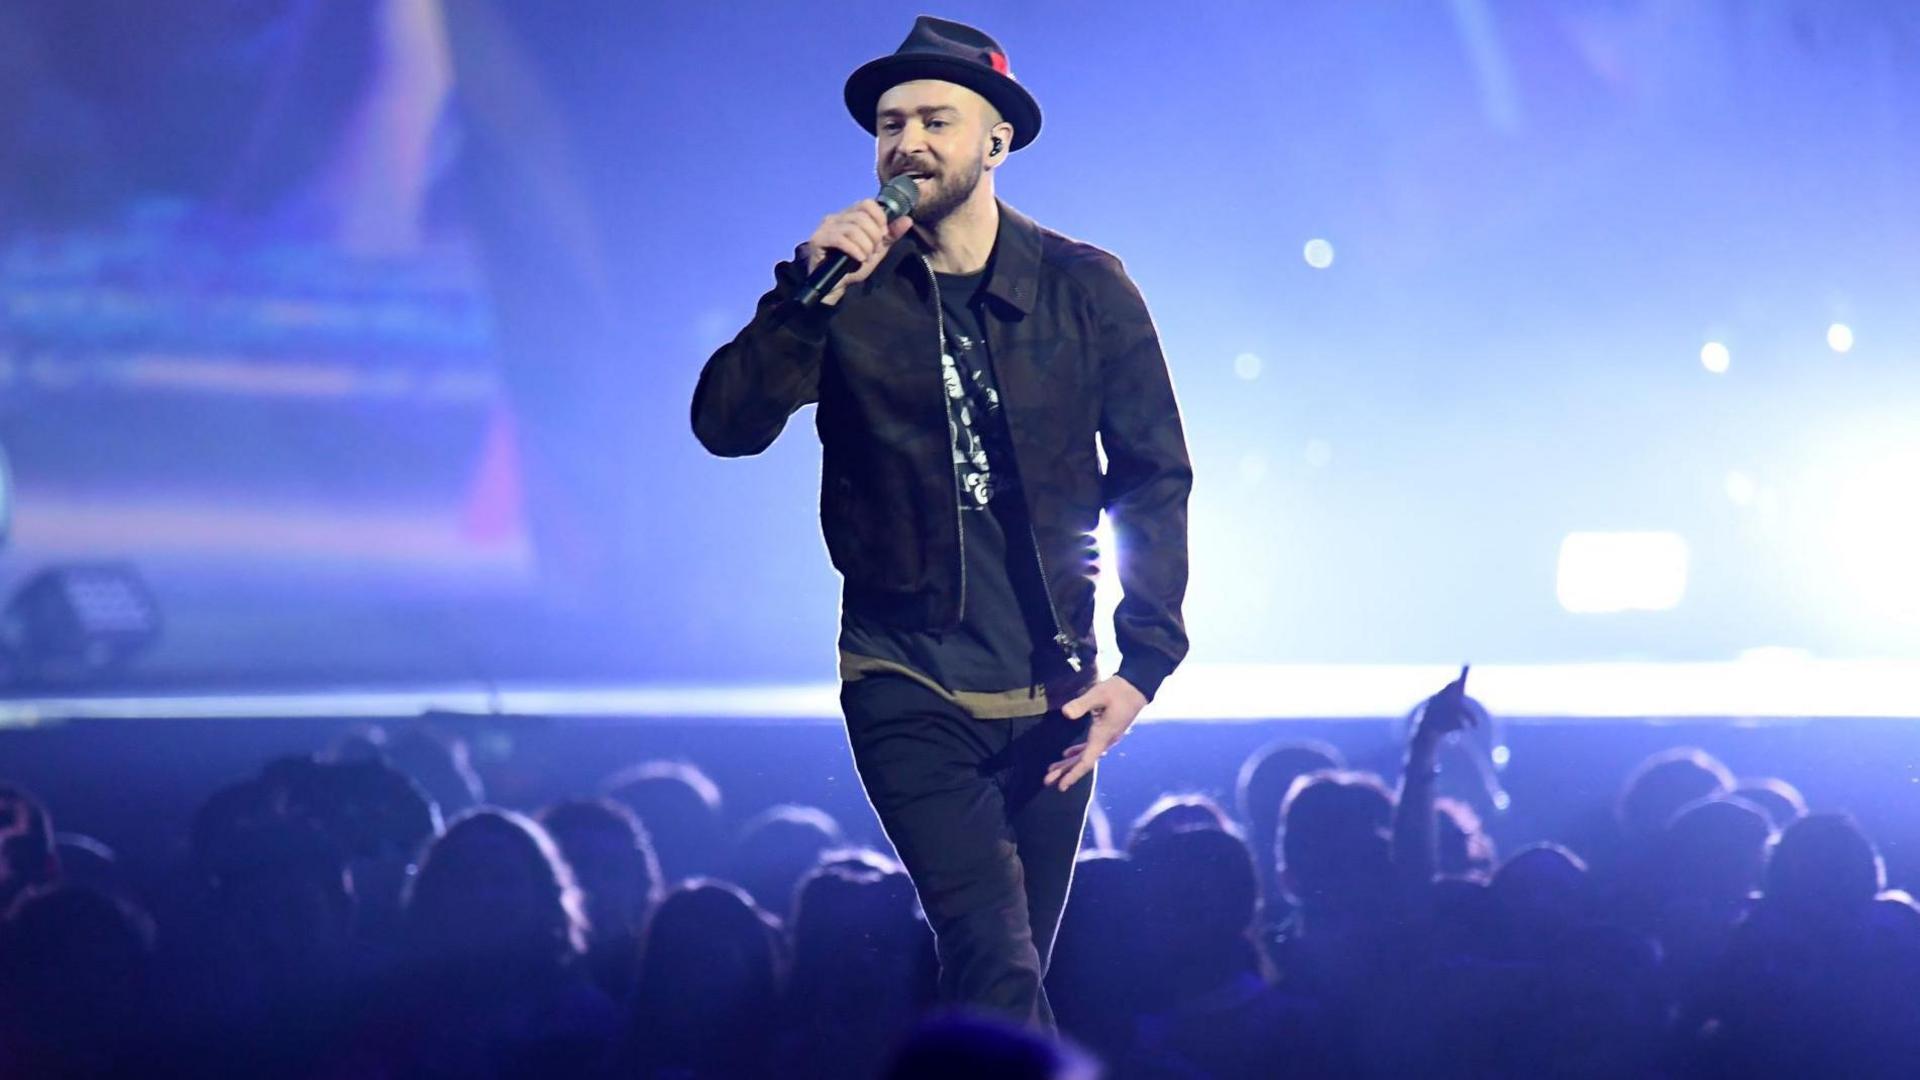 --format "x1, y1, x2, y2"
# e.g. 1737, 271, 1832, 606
1093, 517, 1118, 570
1233, 352, 1263, 380
1491, 745, 1511, 767
1724, 470, 1757, 506
1700, 341, 1731, 374
1302, 238, 1335, 269
1556, 531, 1690, 614
1824, 449, 1920, 623
1238, 452, 1268, 485
1738, 646, 1813, 665
1092, 515, 1124, 674
1303, 439, 1333, 469
1827, 323, 1855, 353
